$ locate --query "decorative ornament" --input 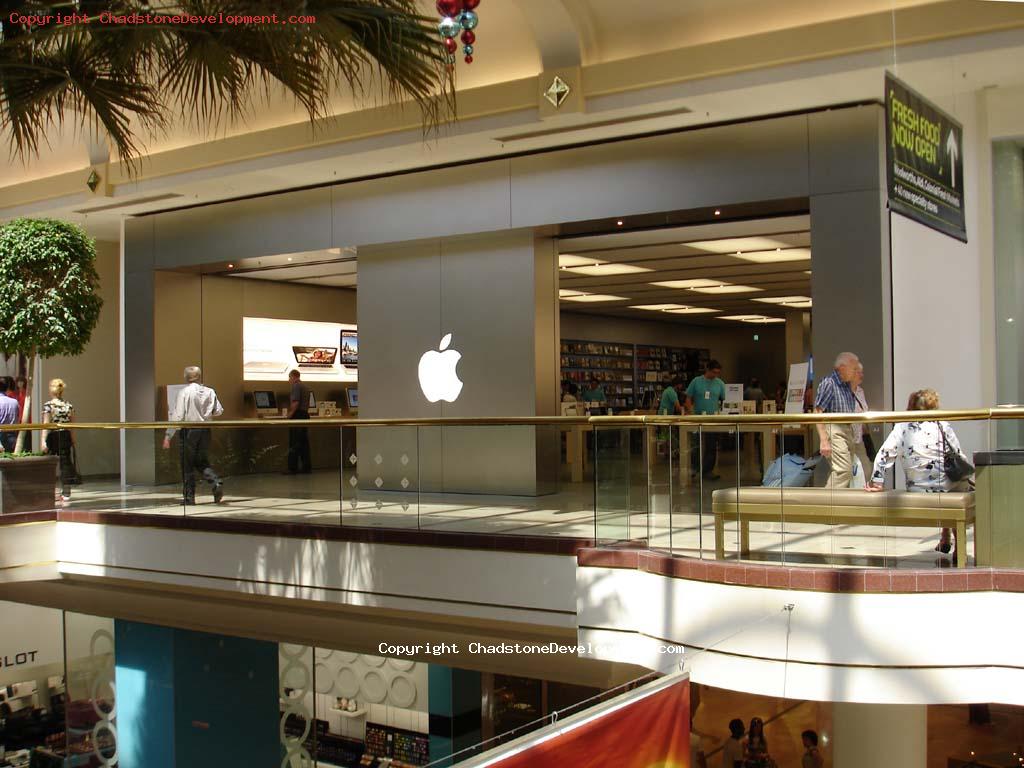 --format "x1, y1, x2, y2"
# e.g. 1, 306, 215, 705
86, 170, 101, 192
437, 1, 480, 64
543, 75, 572, 109
438, 16, 460, 39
